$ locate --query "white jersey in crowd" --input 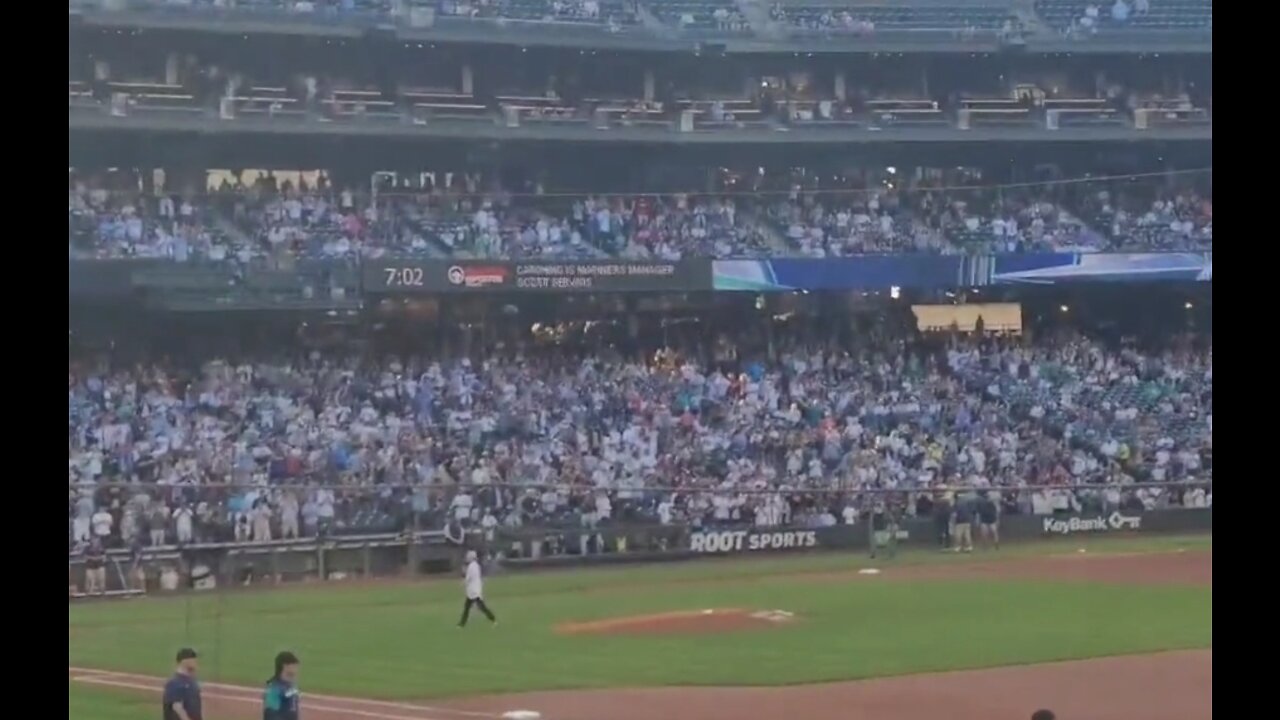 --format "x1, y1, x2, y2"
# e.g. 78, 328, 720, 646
464, 559, 484, 600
